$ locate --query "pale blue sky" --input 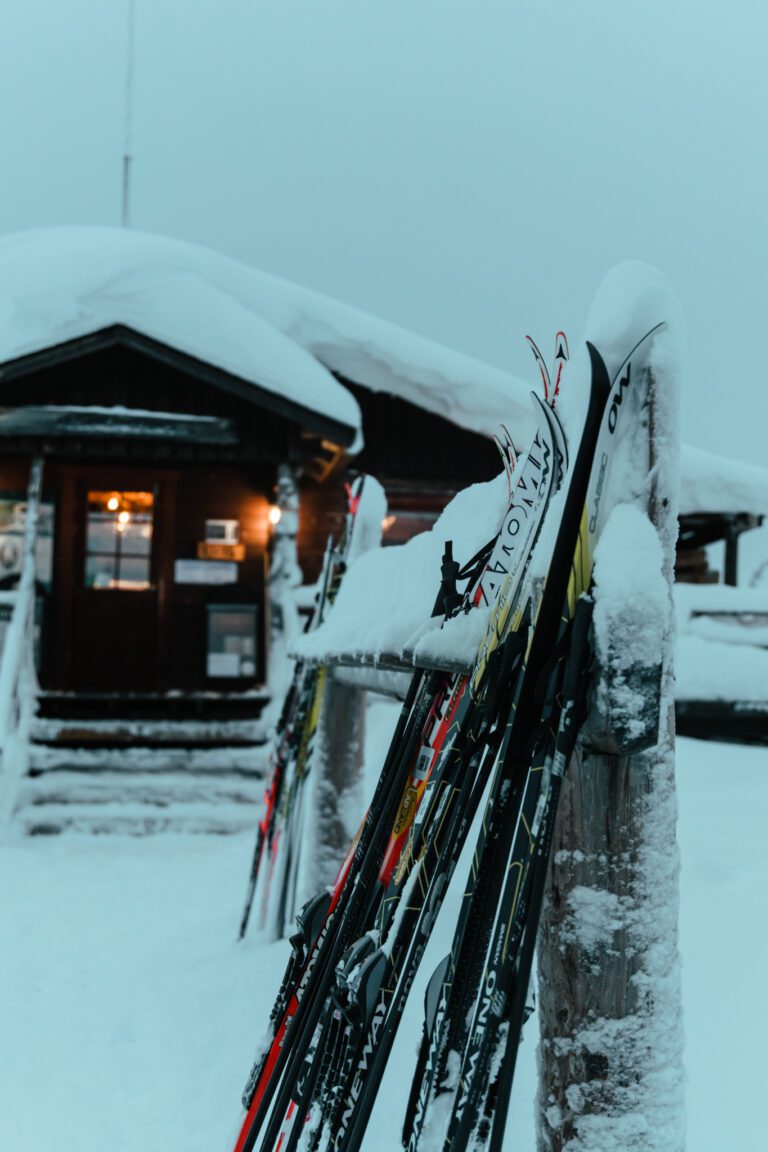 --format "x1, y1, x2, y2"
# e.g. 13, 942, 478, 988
0, 0, 765, 465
